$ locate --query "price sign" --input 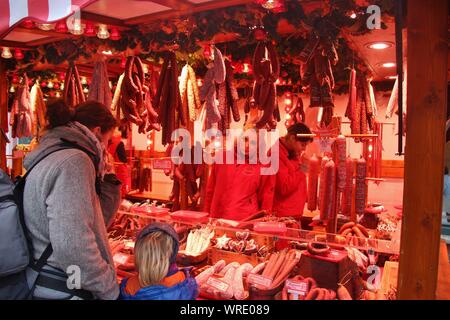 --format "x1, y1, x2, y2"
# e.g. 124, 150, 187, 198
153, 159, 173, 170
285, 279, 309, 300
206, 277, 229, 293
113, 253, 129, 266
247, 274, 273, 288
